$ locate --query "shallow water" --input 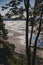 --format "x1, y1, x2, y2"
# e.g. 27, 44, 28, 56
3, 21, 43, 52
4, 21, 26, 52
4, 21, 26, 33
3, 21, 36, 45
